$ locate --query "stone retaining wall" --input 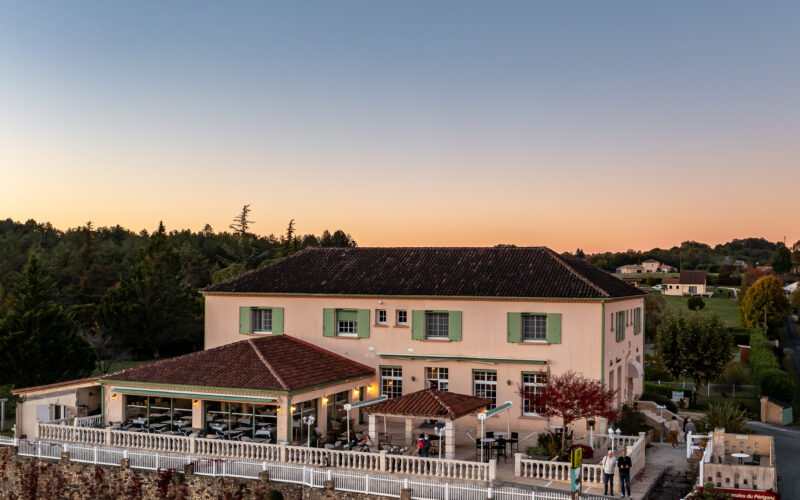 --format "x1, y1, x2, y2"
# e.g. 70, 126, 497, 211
0, 447, 396, 500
